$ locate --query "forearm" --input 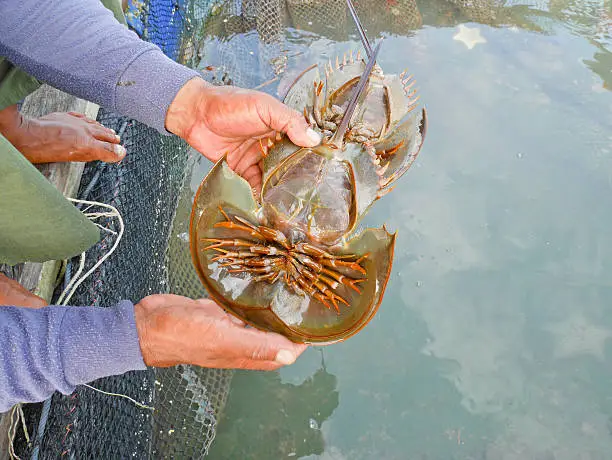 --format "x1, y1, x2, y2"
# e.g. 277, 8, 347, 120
0, 301, 146, 412
0, 0, 200, 133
